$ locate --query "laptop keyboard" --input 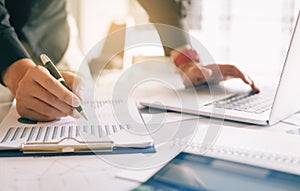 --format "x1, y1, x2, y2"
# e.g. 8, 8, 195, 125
205, 91, 273, 114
